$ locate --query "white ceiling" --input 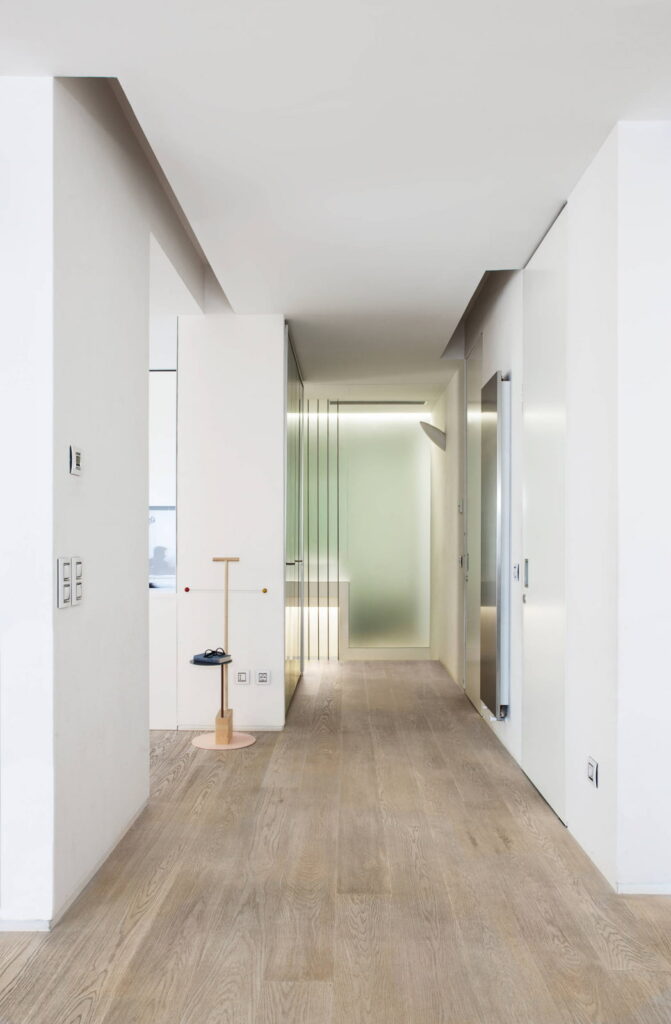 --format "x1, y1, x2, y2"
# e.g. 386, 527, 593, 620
3, 0, 671, 388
